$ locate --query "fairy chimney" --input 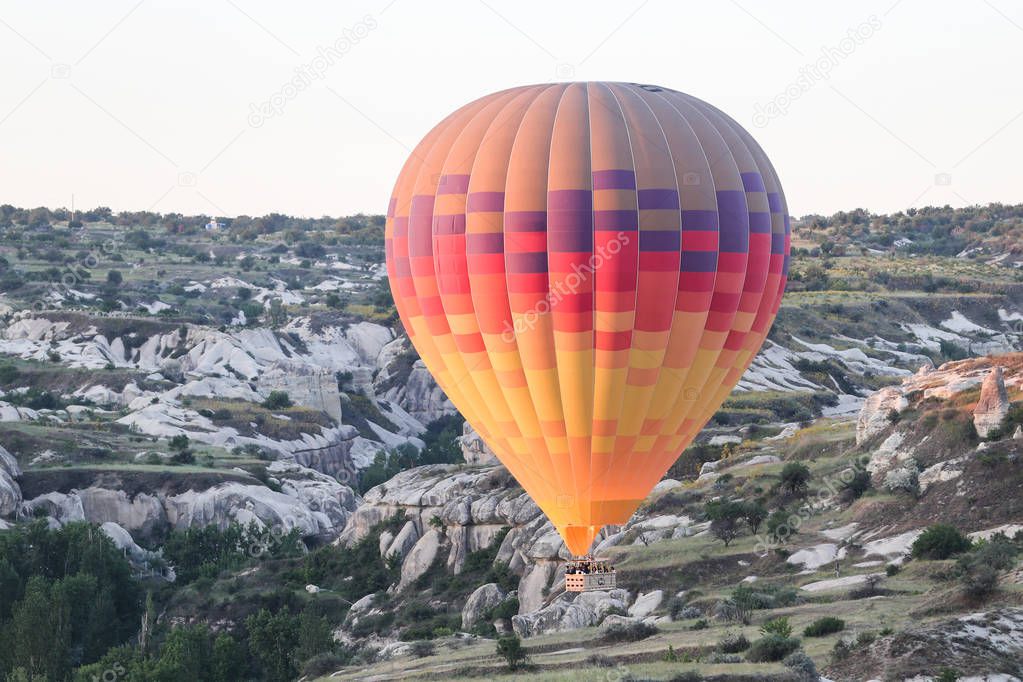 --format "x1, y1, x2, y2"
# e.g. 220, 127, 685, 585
973, 366, 1009, 439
